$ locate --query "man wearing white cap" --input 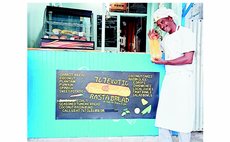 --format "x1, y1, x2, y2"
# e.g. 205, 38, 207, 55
151, 6, 196, 142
